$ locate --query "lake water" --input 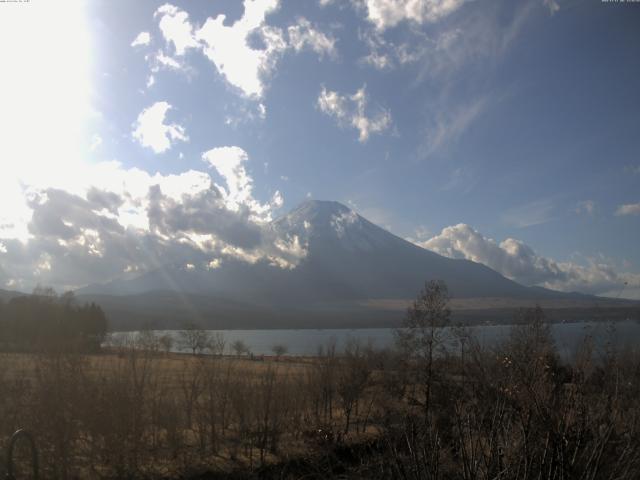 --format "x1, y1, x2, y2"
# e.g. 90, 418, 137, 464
112, 319, 640, 358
